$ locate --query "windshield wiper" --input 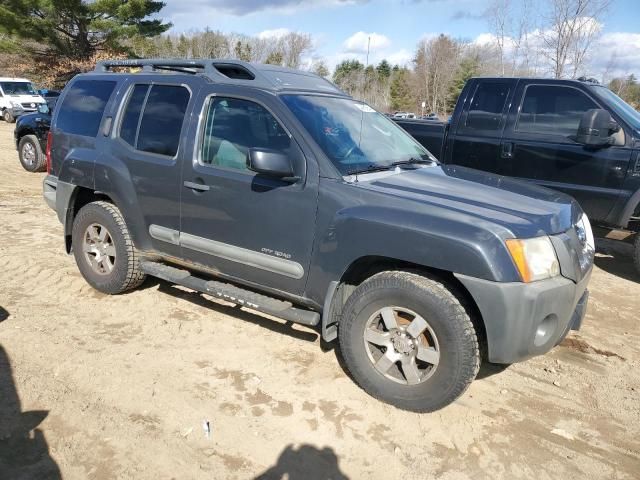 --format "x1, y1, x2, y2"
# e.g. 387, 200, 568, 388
390, 157, 438, 167
347, 164, 395, 175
